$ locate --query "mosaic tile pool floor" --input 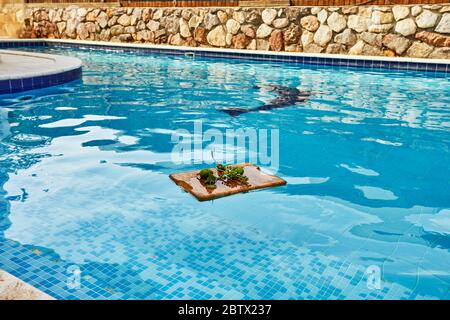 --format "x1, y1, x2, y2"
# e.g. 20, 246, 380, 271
0, 211, 433, 300
0, 45, 449, 300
